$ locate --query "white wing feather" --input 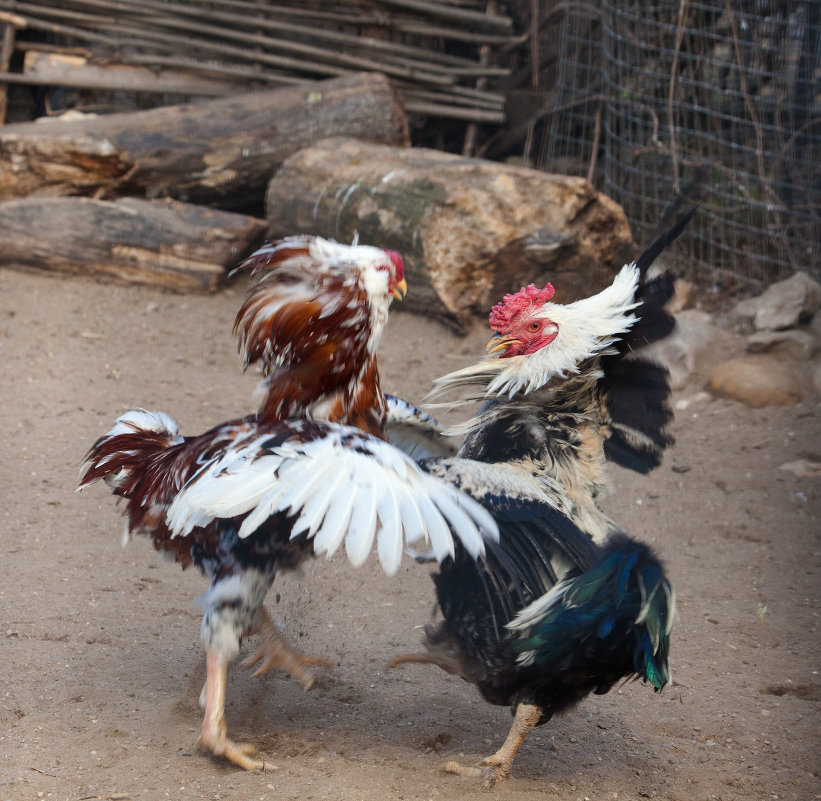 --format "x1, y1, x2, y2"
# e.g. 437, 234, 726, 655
166, 424, 498, 575
345, 483, 378, 567
376, 481, 403, 575
313, 485, 358, 558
